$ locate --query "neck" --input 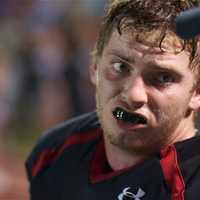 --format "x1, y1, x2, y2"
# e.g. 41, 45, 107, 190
104, 137, 148, 171
169, 113, 197, 145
